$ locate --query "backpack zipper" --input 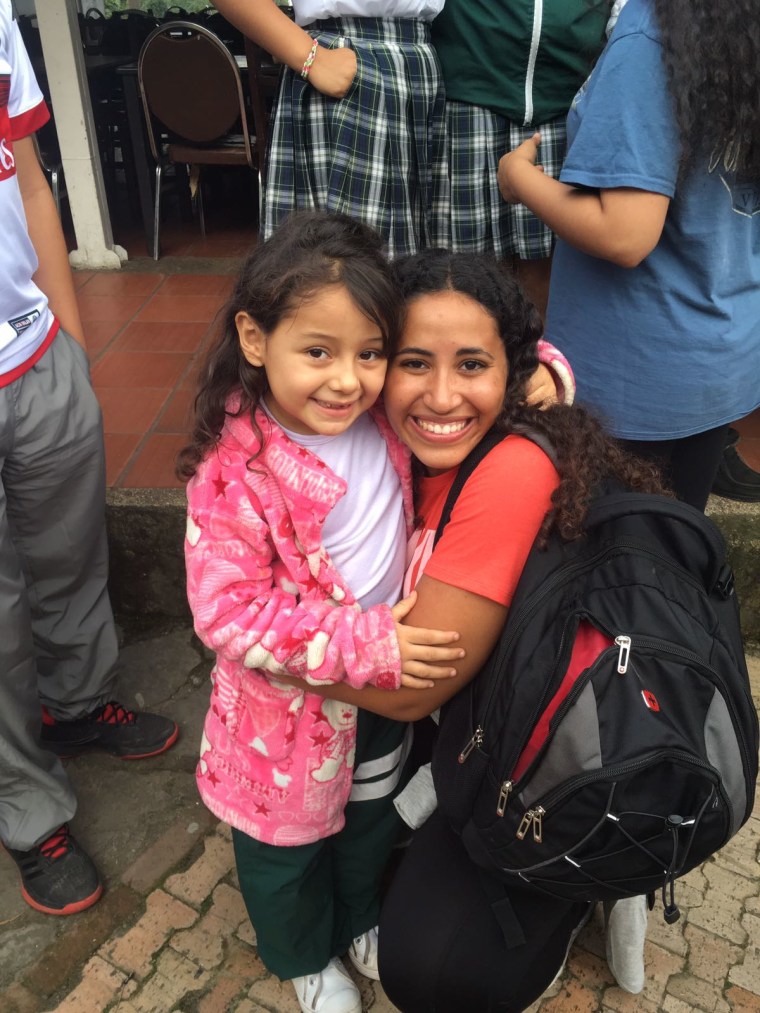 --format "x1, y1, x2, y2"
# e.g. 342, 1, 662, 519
513, 749, 725, 846
458, 726, 484, 763
516, 805, 545, 842
615, 635, 631, 673
496, 779, 513, 817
